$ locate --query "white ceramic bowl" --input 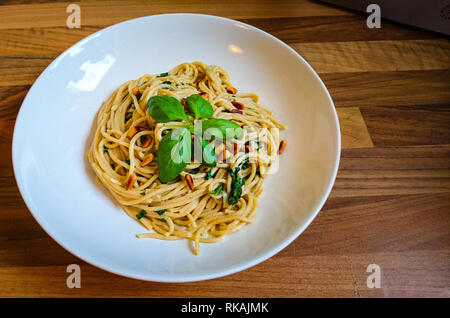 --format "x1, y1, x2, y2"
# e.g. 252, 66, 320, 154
12, 14, 340, 282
